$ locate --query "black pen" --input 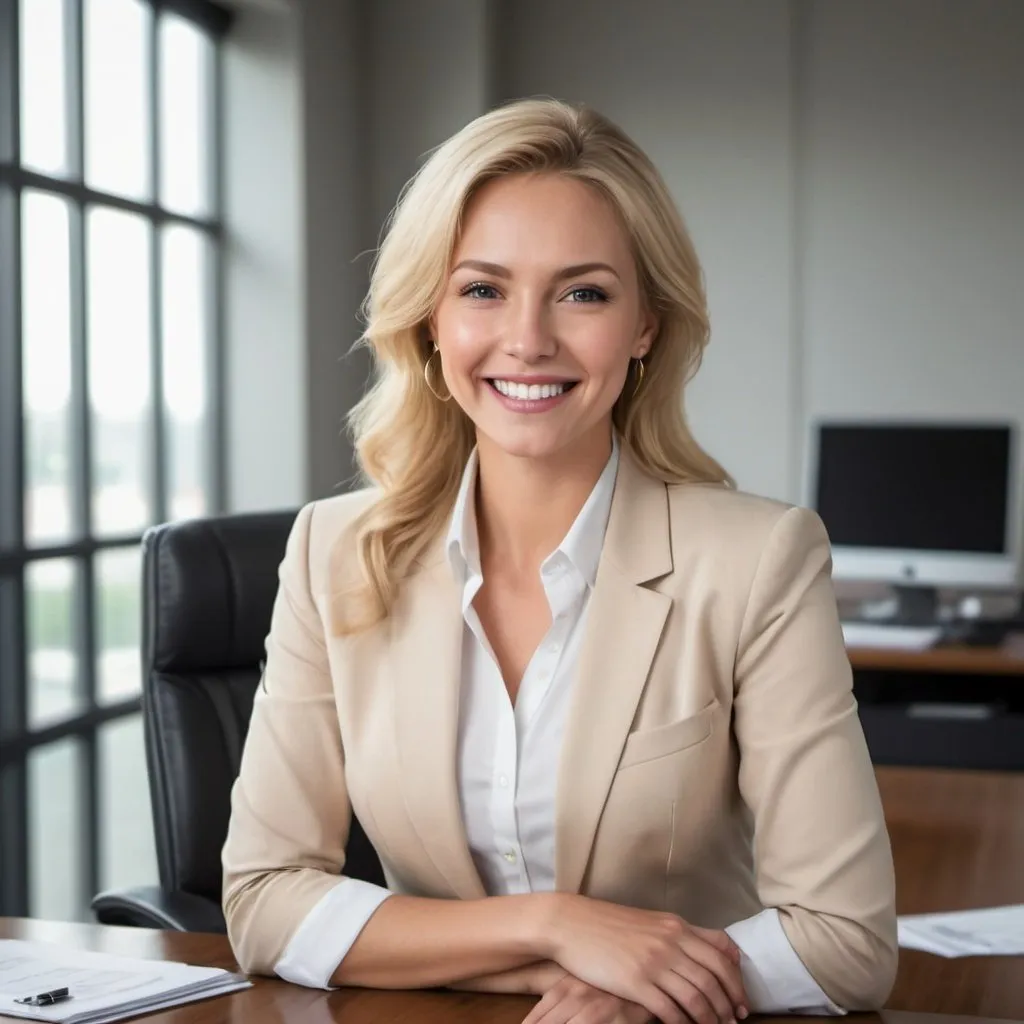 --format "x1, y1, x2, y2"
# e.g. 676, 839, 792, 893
15, 987, 72, 1006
